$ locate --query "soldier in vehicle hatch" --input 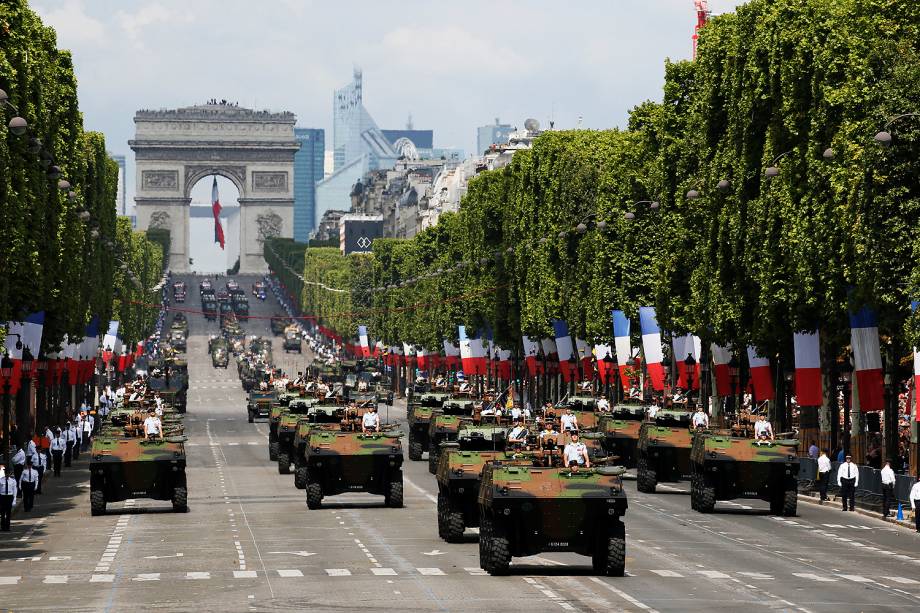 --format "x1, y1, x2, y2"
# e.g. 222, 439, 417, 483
362, 406, 380, 434
144, 409, 163, 441
563, 432, 590, 471
507, 420, 528, 448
